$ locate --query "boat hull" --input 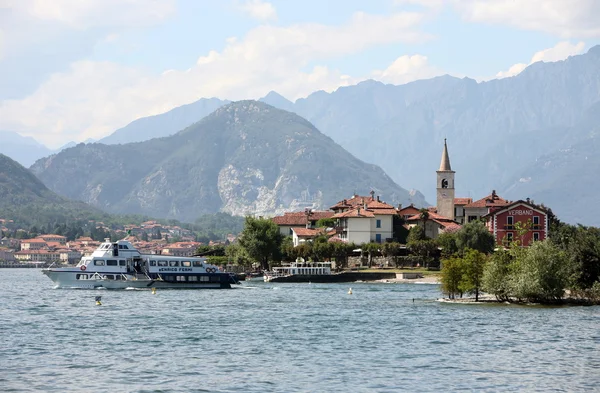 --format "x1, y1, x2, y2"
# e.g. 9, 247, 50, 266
42, 269, 232, 289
